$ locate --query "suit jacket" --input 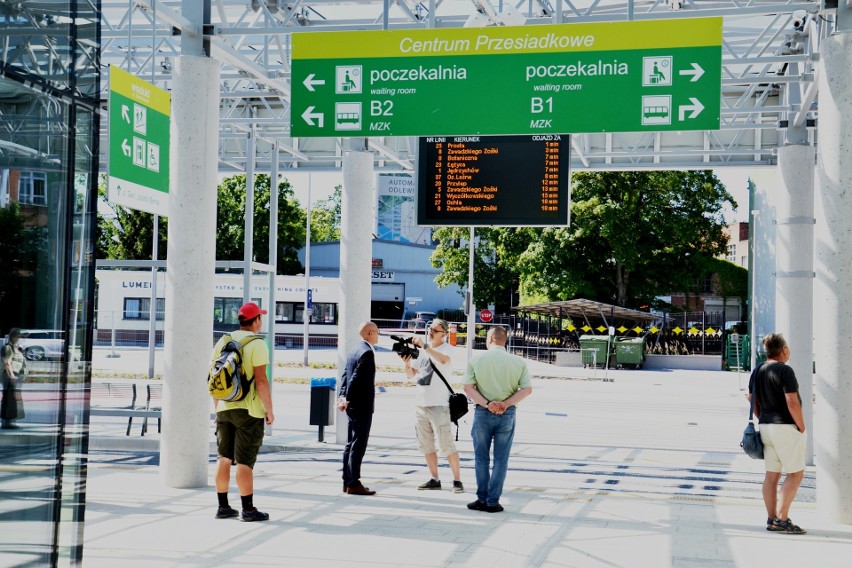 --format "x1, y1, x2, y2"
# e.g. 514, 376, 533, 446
340, 340, 376, 414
